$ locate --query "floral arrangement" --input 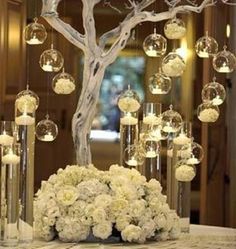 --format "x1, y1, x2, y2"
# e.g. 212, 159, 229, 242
16, 95, 37, 113
175, 164, 196, 182
118, 97, 141, 112
162, 56, 186, 77
198, 108, 219, 122
53, 78, 75, 94
164, 23, 186, 40
34, 164, 180, 243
